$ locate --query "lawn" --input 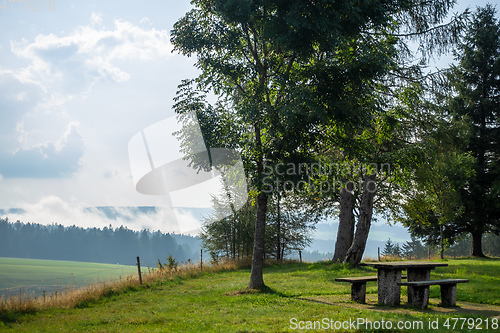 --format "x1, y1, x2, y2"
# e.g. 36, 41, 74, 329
0, 258, 499, 332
